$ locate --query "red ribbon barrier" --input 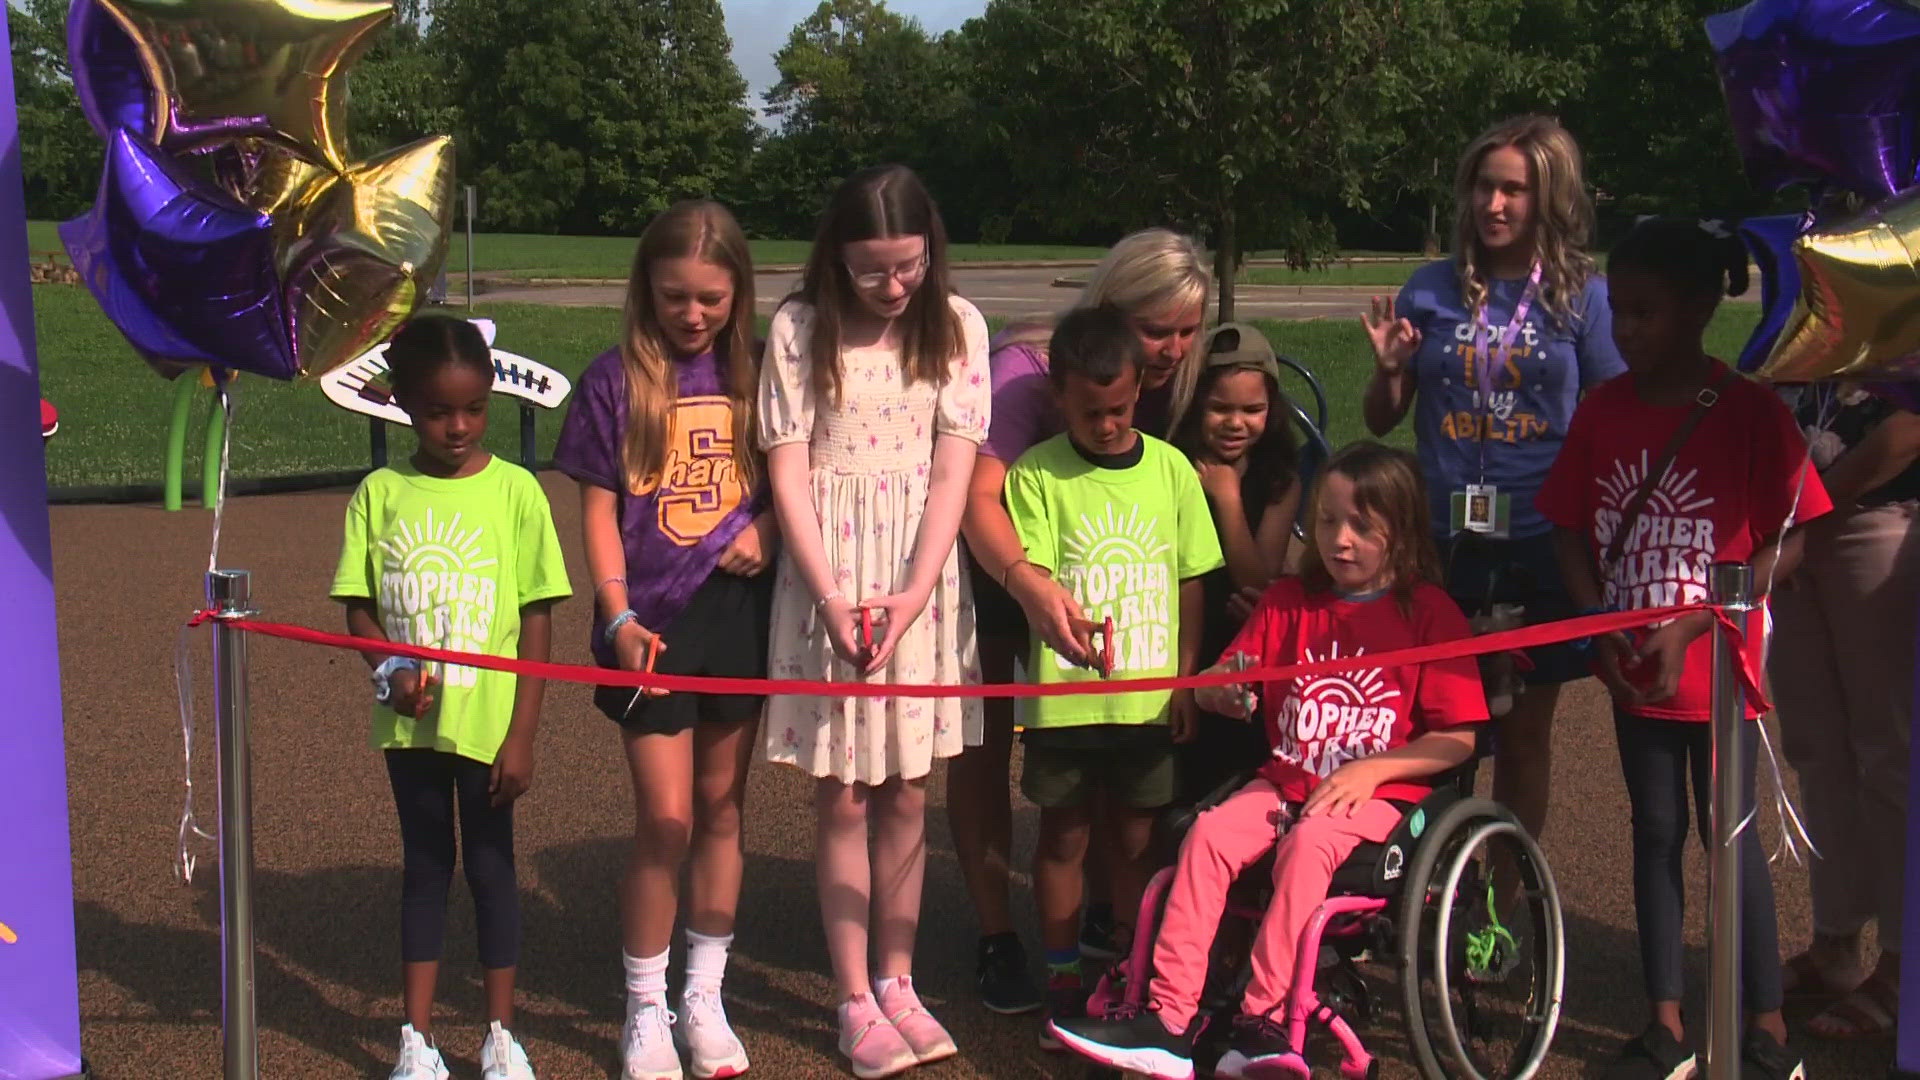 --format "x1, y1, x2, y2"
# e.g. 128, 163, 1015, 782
188, 602, 1769, 708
